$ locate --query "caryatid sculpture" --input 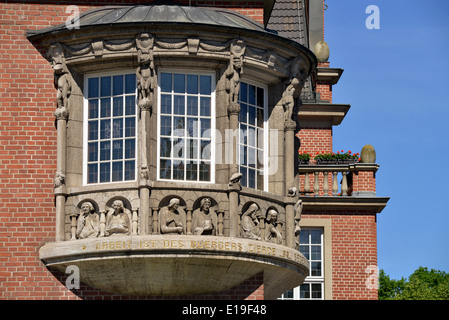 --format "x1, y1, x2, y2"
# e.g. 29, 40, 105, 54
192, 198, 218, 236
76, 201, 100, 239
136, 33, 155, 112
264, 209, 283, 244
294, 199, 303, 250
48, 43, 71, 120
105, 200, 132, 236
240, 203, 261, 240
282, 57, 307, 122
159, 198, 187, 235
225, 39, 246, 108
